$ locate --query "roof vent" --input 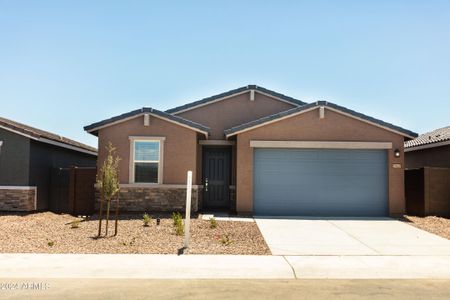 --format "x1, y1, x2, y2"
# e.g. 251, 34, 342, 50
250, 90, 255, 101
319, 106, 325, 119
